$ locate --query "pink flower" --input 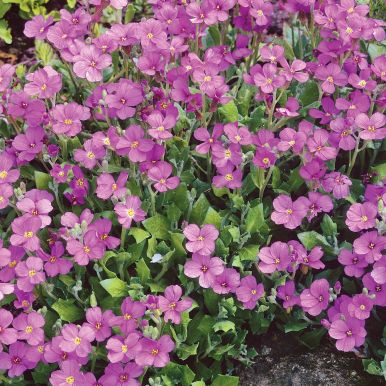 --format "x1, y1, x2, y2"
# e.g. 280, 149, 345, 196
236, 275, 264, 309
315, 63, 347, 94
0, 184, 13, 209
16, 195, 53, 228
184, 254, 224, 288
117, 297, 146, 334
194, 124, 223, 154
212, 165, 242, 189
348, 294, 373, 320
271, 195, 307, 229
74, 139, 106, 169
100, 362, 143, 386
299, 246, 325, 270
106, 332, 141, 363
114, 196, 146, 229
224, 122, 252, 145
300, 279, 330, 316
73, 45, 112, 82
0, 342, 36, 377
277, 127, 306, 154
12, 126, 45, 162
298, 192, 333, 221
277, 281, 299, 309
37, 242, 72, 277
249, 0, 273, 25
24, 66, 61, 98
15, 256, 45, 292
355, 112, 386, 140
59, 324, 95, 358
0, 153, 20, 185
85, 307, 114, 342
345, 202, 378, 232
49, 360, 86, 386
258, 241, 291, 274
51, 103, 90, 137
148, 162, 180, 192
212, 268, 240, 294
353, 231, 386, 263
0, 309, 17, 346
322, 172, 352, 199
136, 335, 175, 368
159, 285, 193, 324
252, 63, 285, 93
183, 223, 219, 255
329, 317, 366, 352
12, 311, 44, 346
307, 129, 338, 161
146, 110, 175, 140
24, 15, 54, 39
96, 172, 128, 200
